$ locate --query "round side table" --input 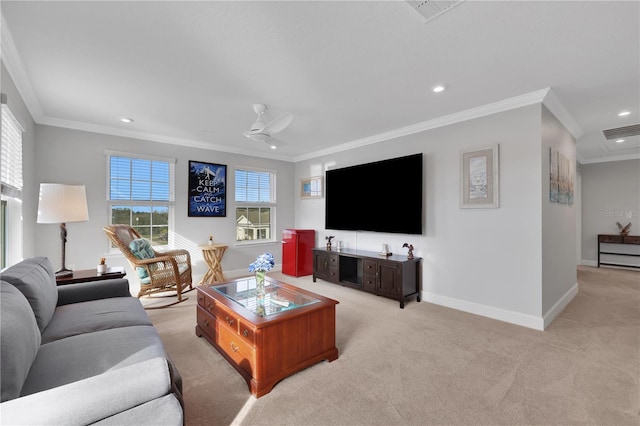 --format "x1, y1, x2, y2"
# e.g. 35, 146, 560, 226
199, 244, 228, 285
